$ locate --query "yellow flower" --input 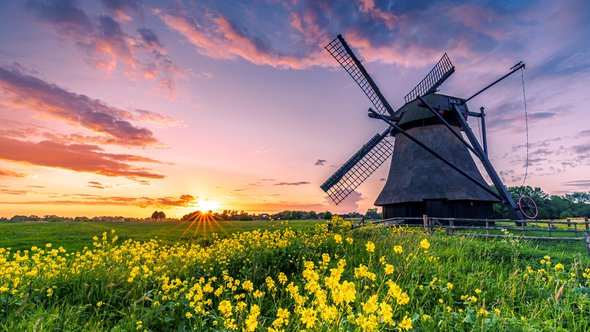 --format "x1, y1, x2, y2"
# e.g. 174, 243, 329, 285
278, 272, 287, 285
45, 243, 52, 248
242, 280, 254, 292
365, 241, 375, 253
447, 282, 453, 290
394, 245, 403, 254
218, 300, 232, 317
185, 312, 193, 319
419, 239, 430, 249
475, 288, 482, 294
384, 264, 394, 275
334, 234, 343, 244
300, 308, 317, 328
438, 298, 444, 304
245, 305, 260, 332
555, 263, 564, 270
96, 301, 103, 307
398, 315, 412, 330
479, 308, 489, 316
422, 314, 431, 320
346, 237, 353, 244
